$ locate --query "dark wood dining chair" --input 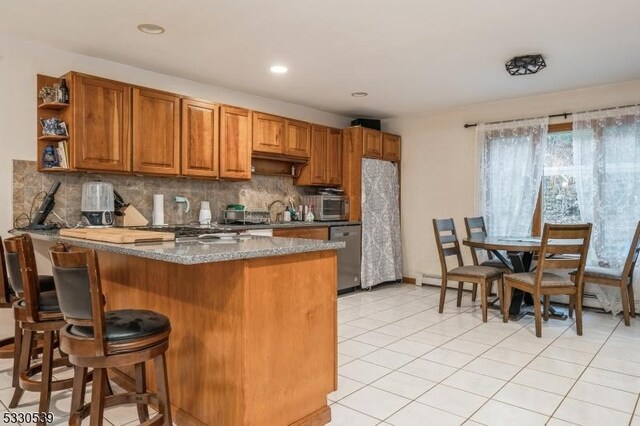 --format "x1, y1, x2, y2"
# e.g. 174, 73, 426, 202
503, 223, 592, 337
433, 218, 504, 322
49, 243, 172, 426
464, 216, 511, 298
569, 220, 640, 326
4, 235, 74, 424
